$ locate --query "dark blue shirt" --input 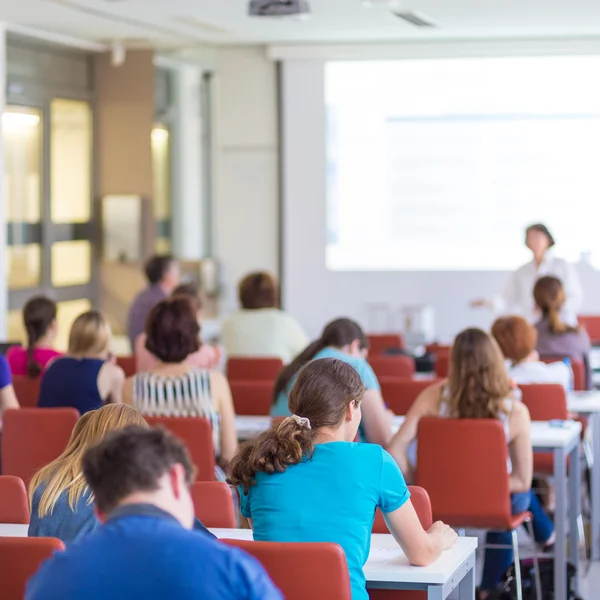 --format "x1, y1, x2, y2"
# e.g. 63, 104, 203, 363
0, 354, 12, 389
38, 357, 105, 414
26, 504, 282, 600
